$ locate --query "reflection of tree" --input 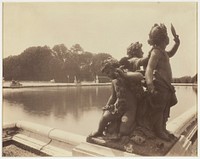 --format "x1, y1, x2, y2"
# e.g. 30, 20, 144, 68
192, 85, 197, 95
3, 87, 111, 120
